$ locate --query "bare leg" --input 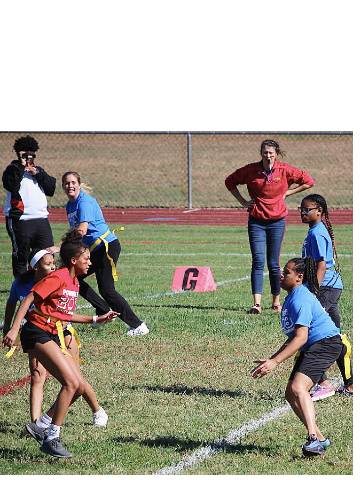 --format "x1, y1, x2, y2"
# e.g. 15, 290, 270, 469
28, 353, 48, 421
272, 294, 281, 306
32, 341, 86, 426
65, 333, 100, 413
285, 372, 325, 440
253, 293, 262, 306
